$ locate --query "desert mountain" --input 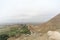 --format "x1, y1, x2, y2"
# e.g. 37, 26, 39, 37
28, 13, 60, 33
47, 13, 60, 29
